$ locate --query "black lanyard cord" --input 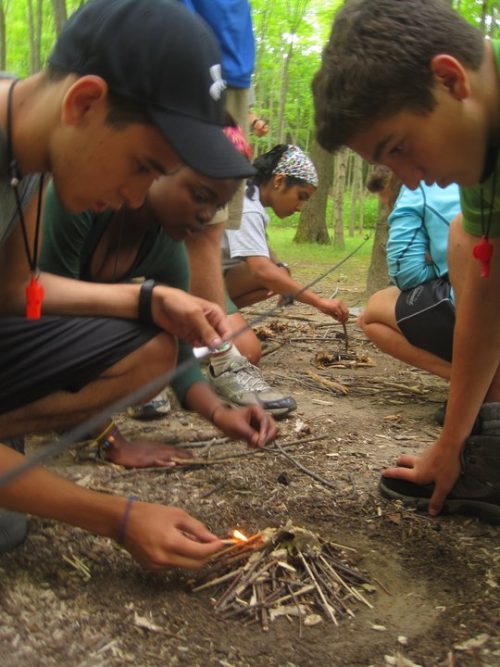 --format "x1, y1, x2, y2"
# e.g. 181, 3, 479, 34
6, 78, 45, 276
